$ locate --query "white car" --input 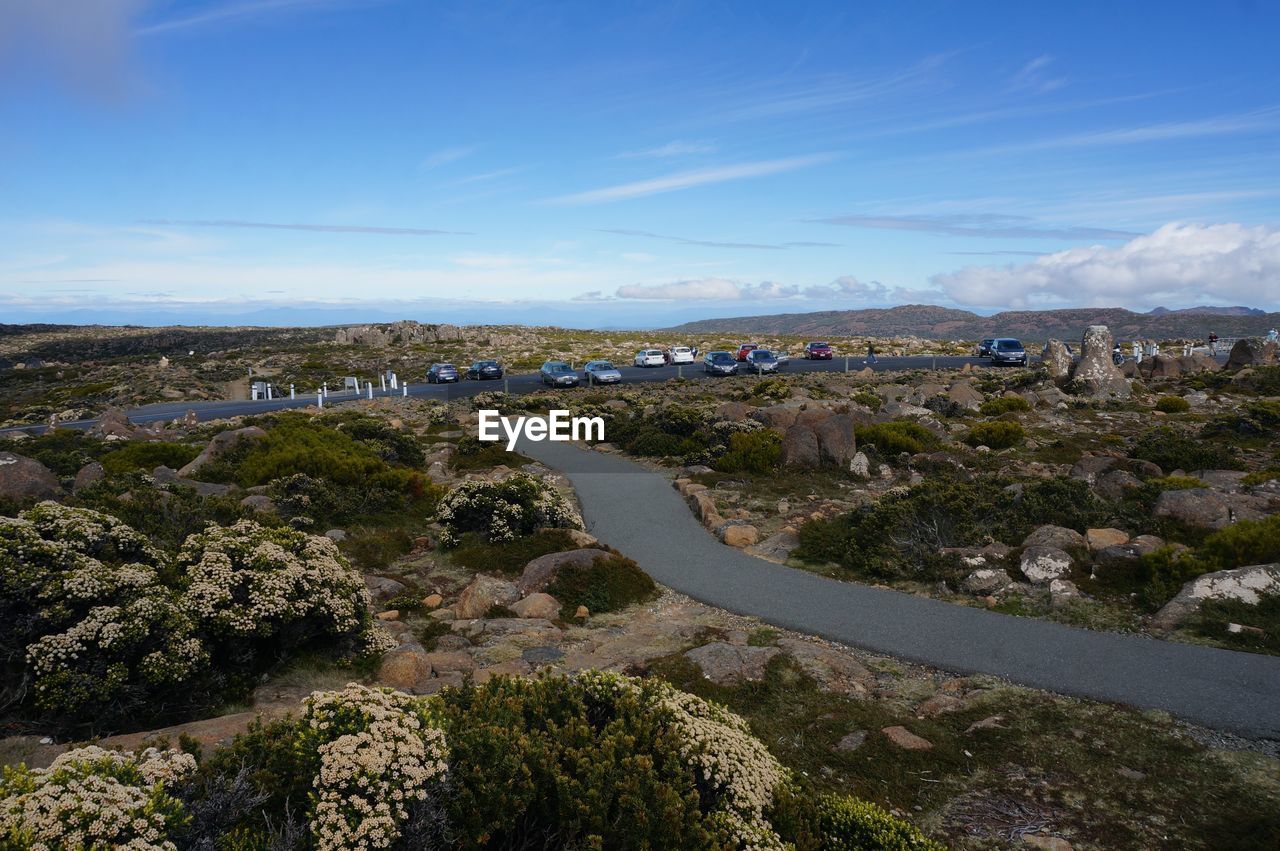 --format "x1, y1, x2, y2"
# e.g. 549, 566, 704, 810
634, 349, 666, 367
668, 346, 694, 364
